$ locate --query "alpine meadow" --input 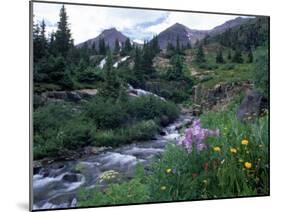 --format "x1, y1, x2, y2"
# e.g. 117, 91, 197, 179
31, 2, 269, 210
